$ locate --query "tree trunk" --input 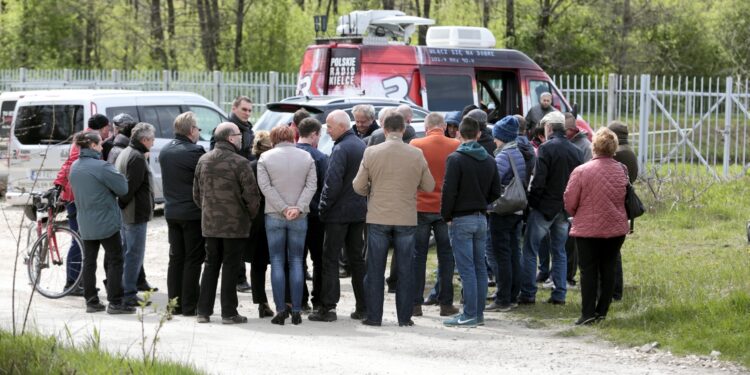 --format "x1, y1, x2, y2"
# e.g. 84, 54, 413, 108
383, 0, 395, 9
505, 0, 515, 48
418, 0, 431, 45
196, 0, 219, 70
534, 0, 552, 67
84, 12, 95, 67
233, 0, 245, 69
296, 0, 304, 8
167, 0, 178, 69
616, 0, 631, 74
150, 0, 168, 69
481, 0, 491, 28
